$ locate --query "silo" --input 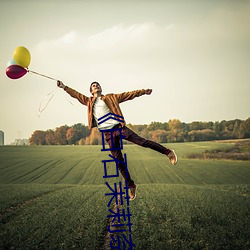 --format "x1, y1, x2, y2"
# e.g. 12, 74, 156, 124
0, 131, 4, 145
